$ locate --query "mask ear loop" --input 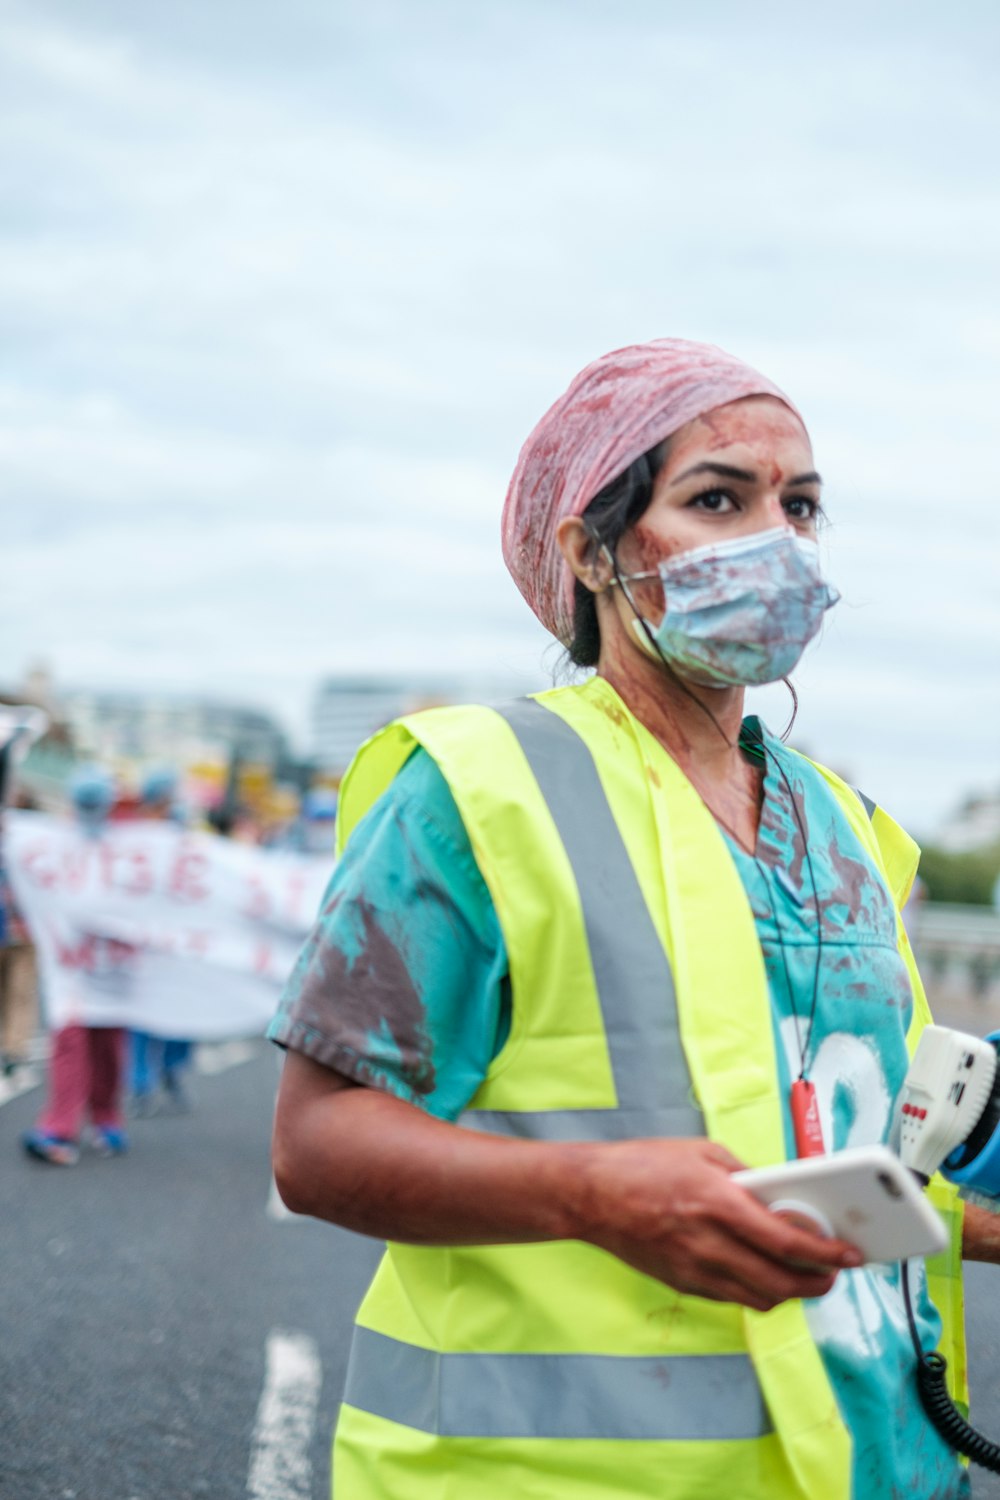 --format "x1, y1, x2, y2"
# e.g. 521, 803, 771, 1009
599, 541, 666, 664
588, 531, 736, 752
778, 677, 799, 742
